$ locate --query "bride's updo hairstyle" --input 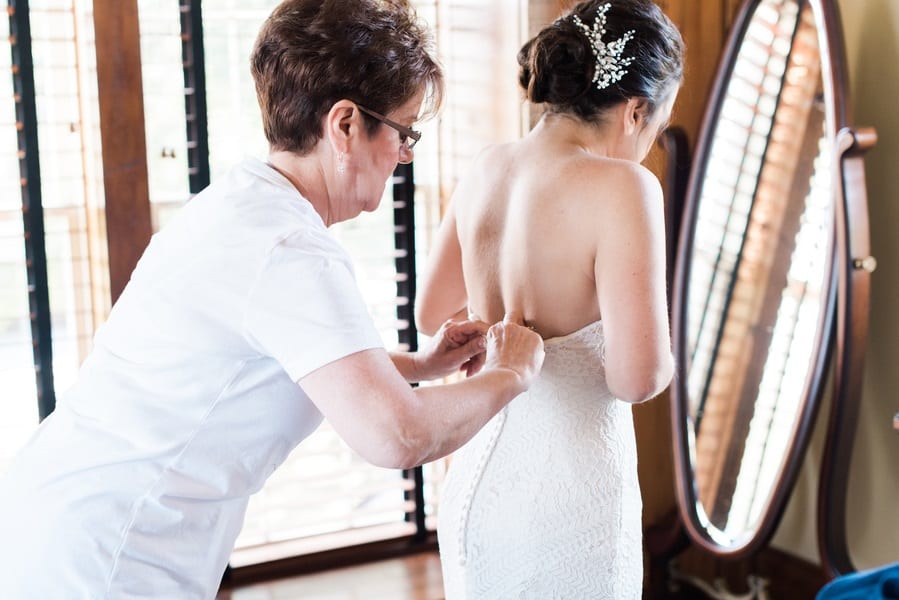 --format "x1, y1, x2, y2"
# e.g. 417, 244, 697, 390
518, 0, 684, 123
